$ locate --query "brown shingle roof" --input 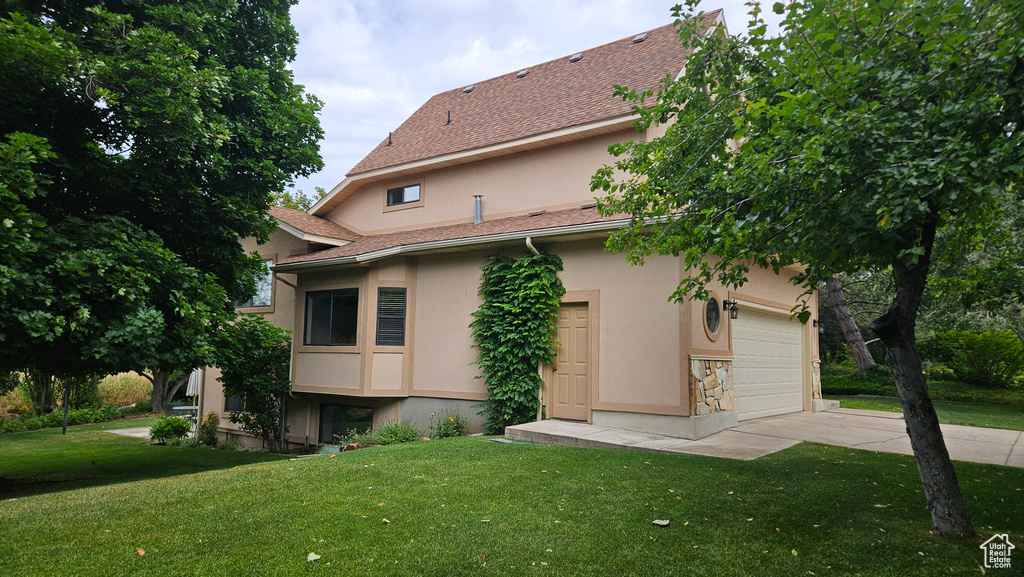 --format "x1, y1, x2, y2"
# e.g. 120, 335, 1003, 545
270, 206, 360, 242
275, 206, 625, 266
347, 11, 721, 176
